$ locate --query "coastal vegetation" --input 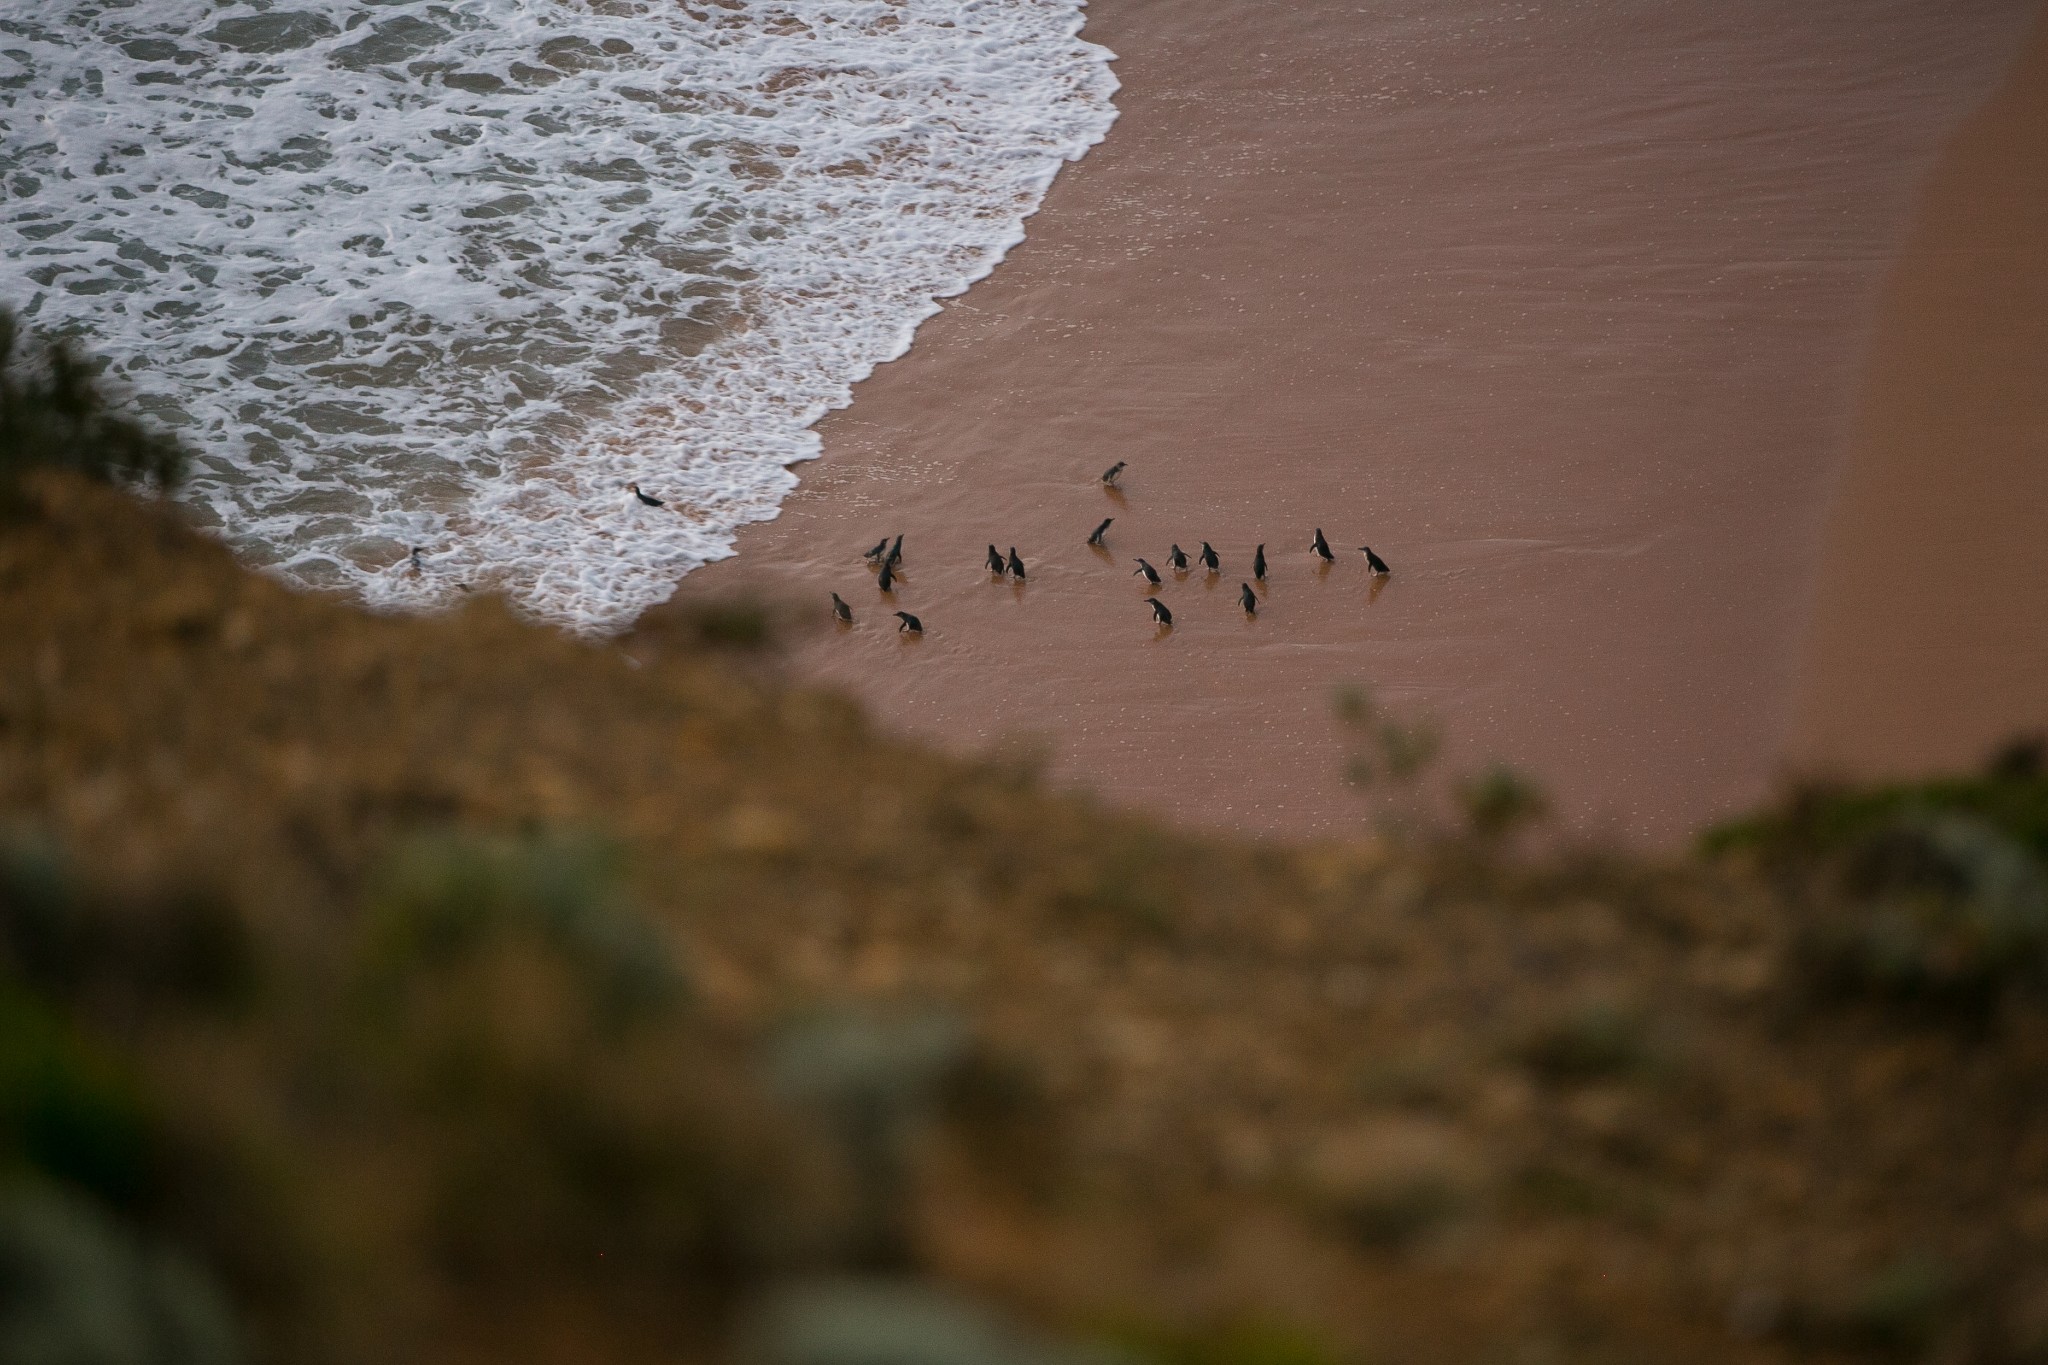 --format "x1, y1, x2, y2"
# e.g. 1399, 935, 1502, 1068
3, 346, 2047, 1363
